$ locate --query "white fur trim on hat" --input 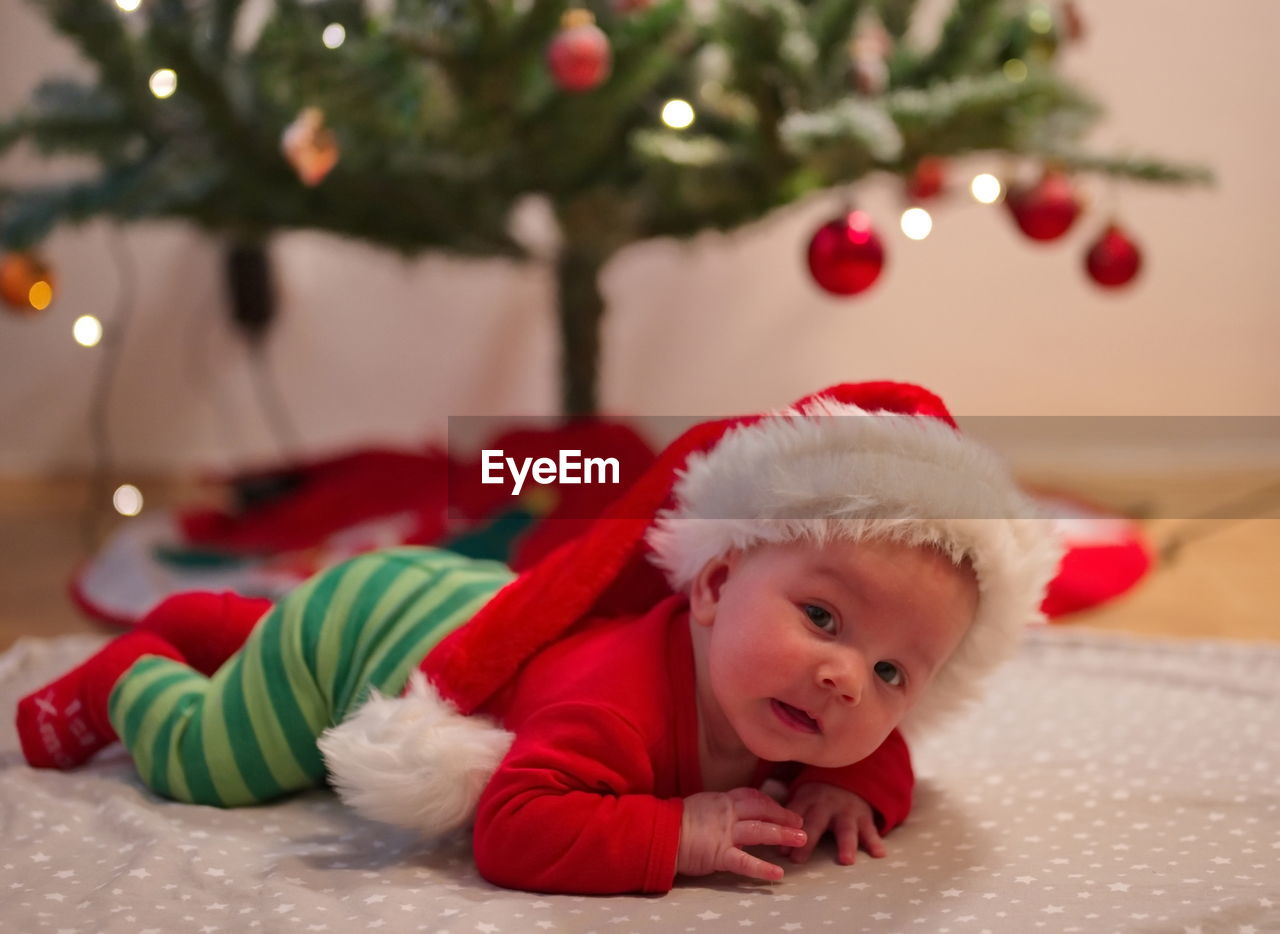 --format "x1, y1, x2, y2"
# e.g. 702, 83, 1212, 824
318, 672, 513, 838
644, 395, 1064, 735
